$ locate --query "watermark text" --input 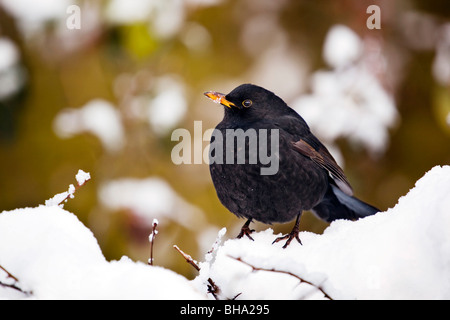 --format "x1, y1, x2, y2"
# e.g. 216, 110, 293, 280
171, 121, 279, 175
